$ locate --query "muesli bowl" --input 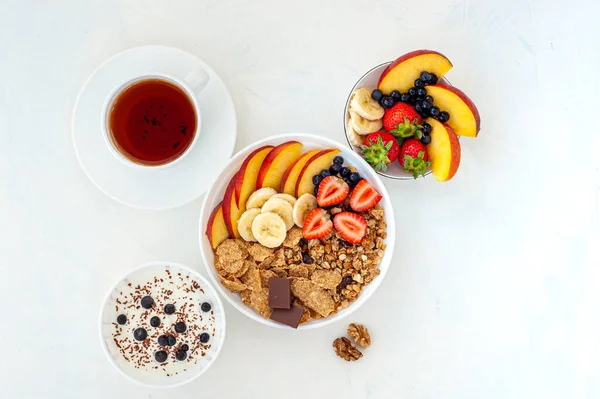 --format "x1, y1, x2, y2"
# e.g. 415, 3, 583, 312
199, 133, 395, 329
